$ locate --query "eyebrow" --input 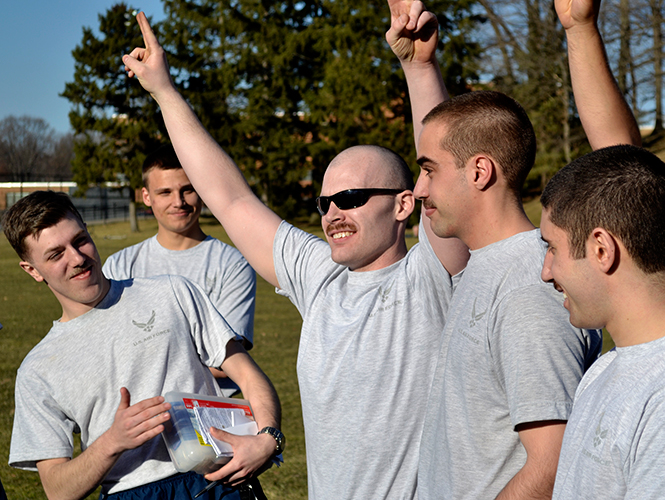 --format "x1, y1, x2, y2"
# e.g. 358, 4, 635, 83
42, 230, 88, 256
416, 155, 433, 167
